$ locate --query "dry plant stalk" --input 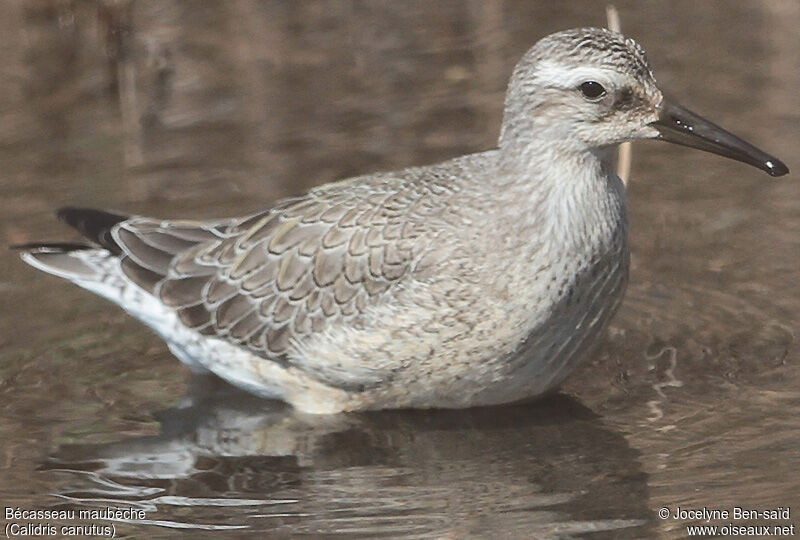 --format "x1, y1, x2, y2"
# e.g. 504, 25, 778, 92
606, 5, 632, 185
